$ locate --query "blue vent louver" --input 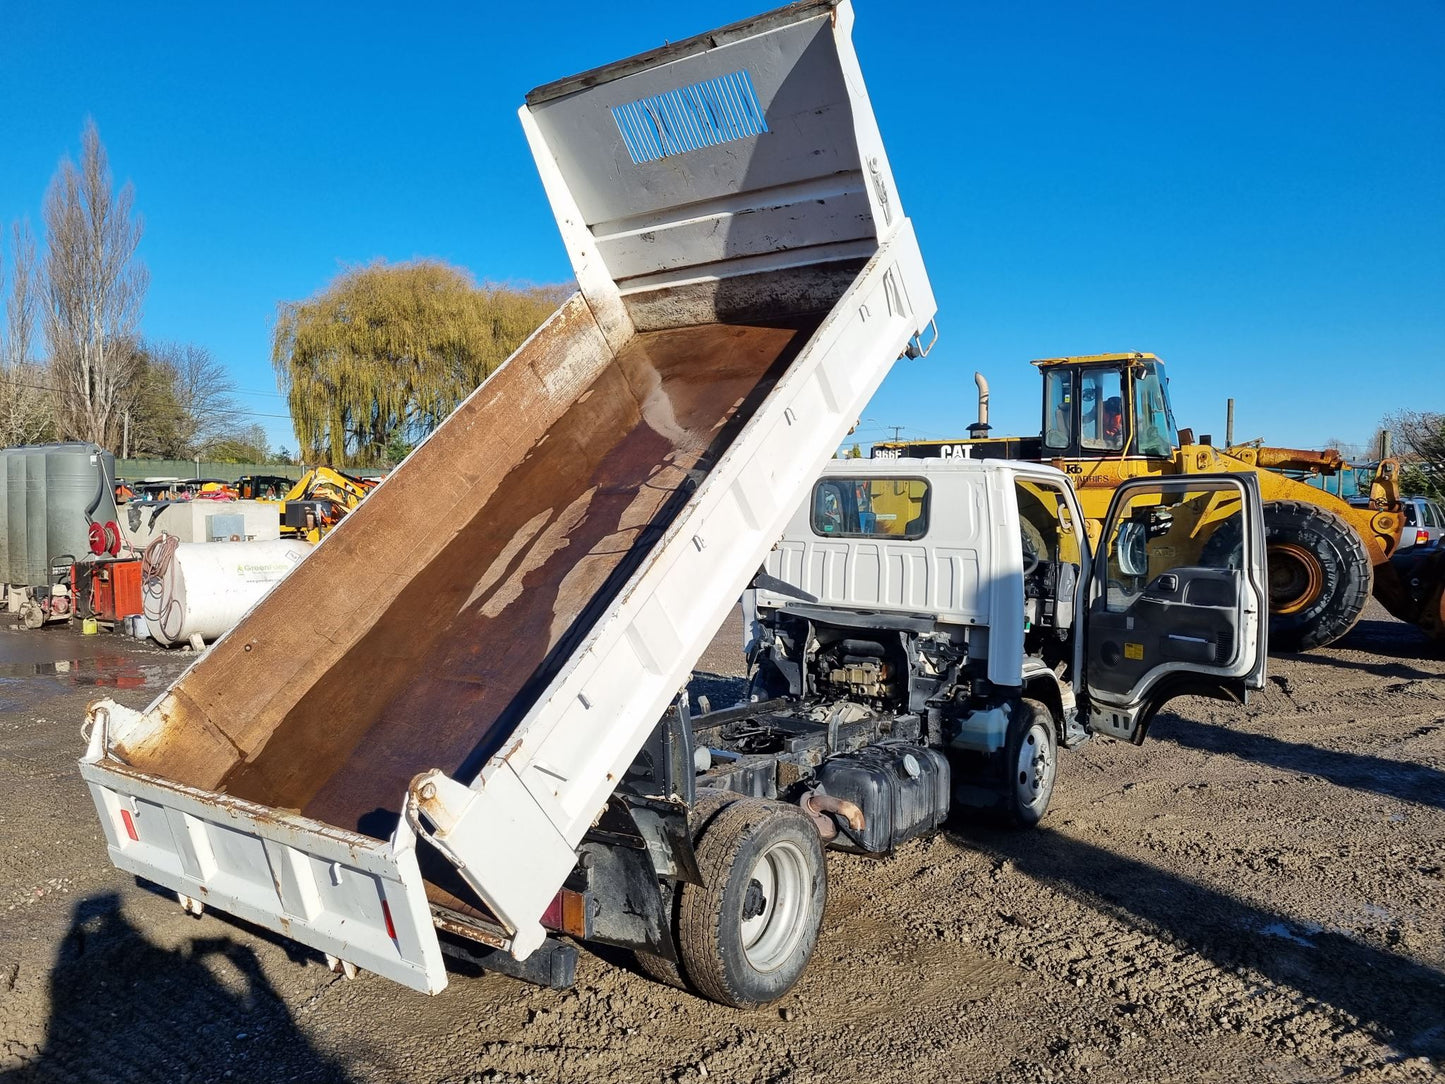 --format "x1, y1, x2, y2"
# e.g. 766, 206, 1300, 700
611, 70, 768, 164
